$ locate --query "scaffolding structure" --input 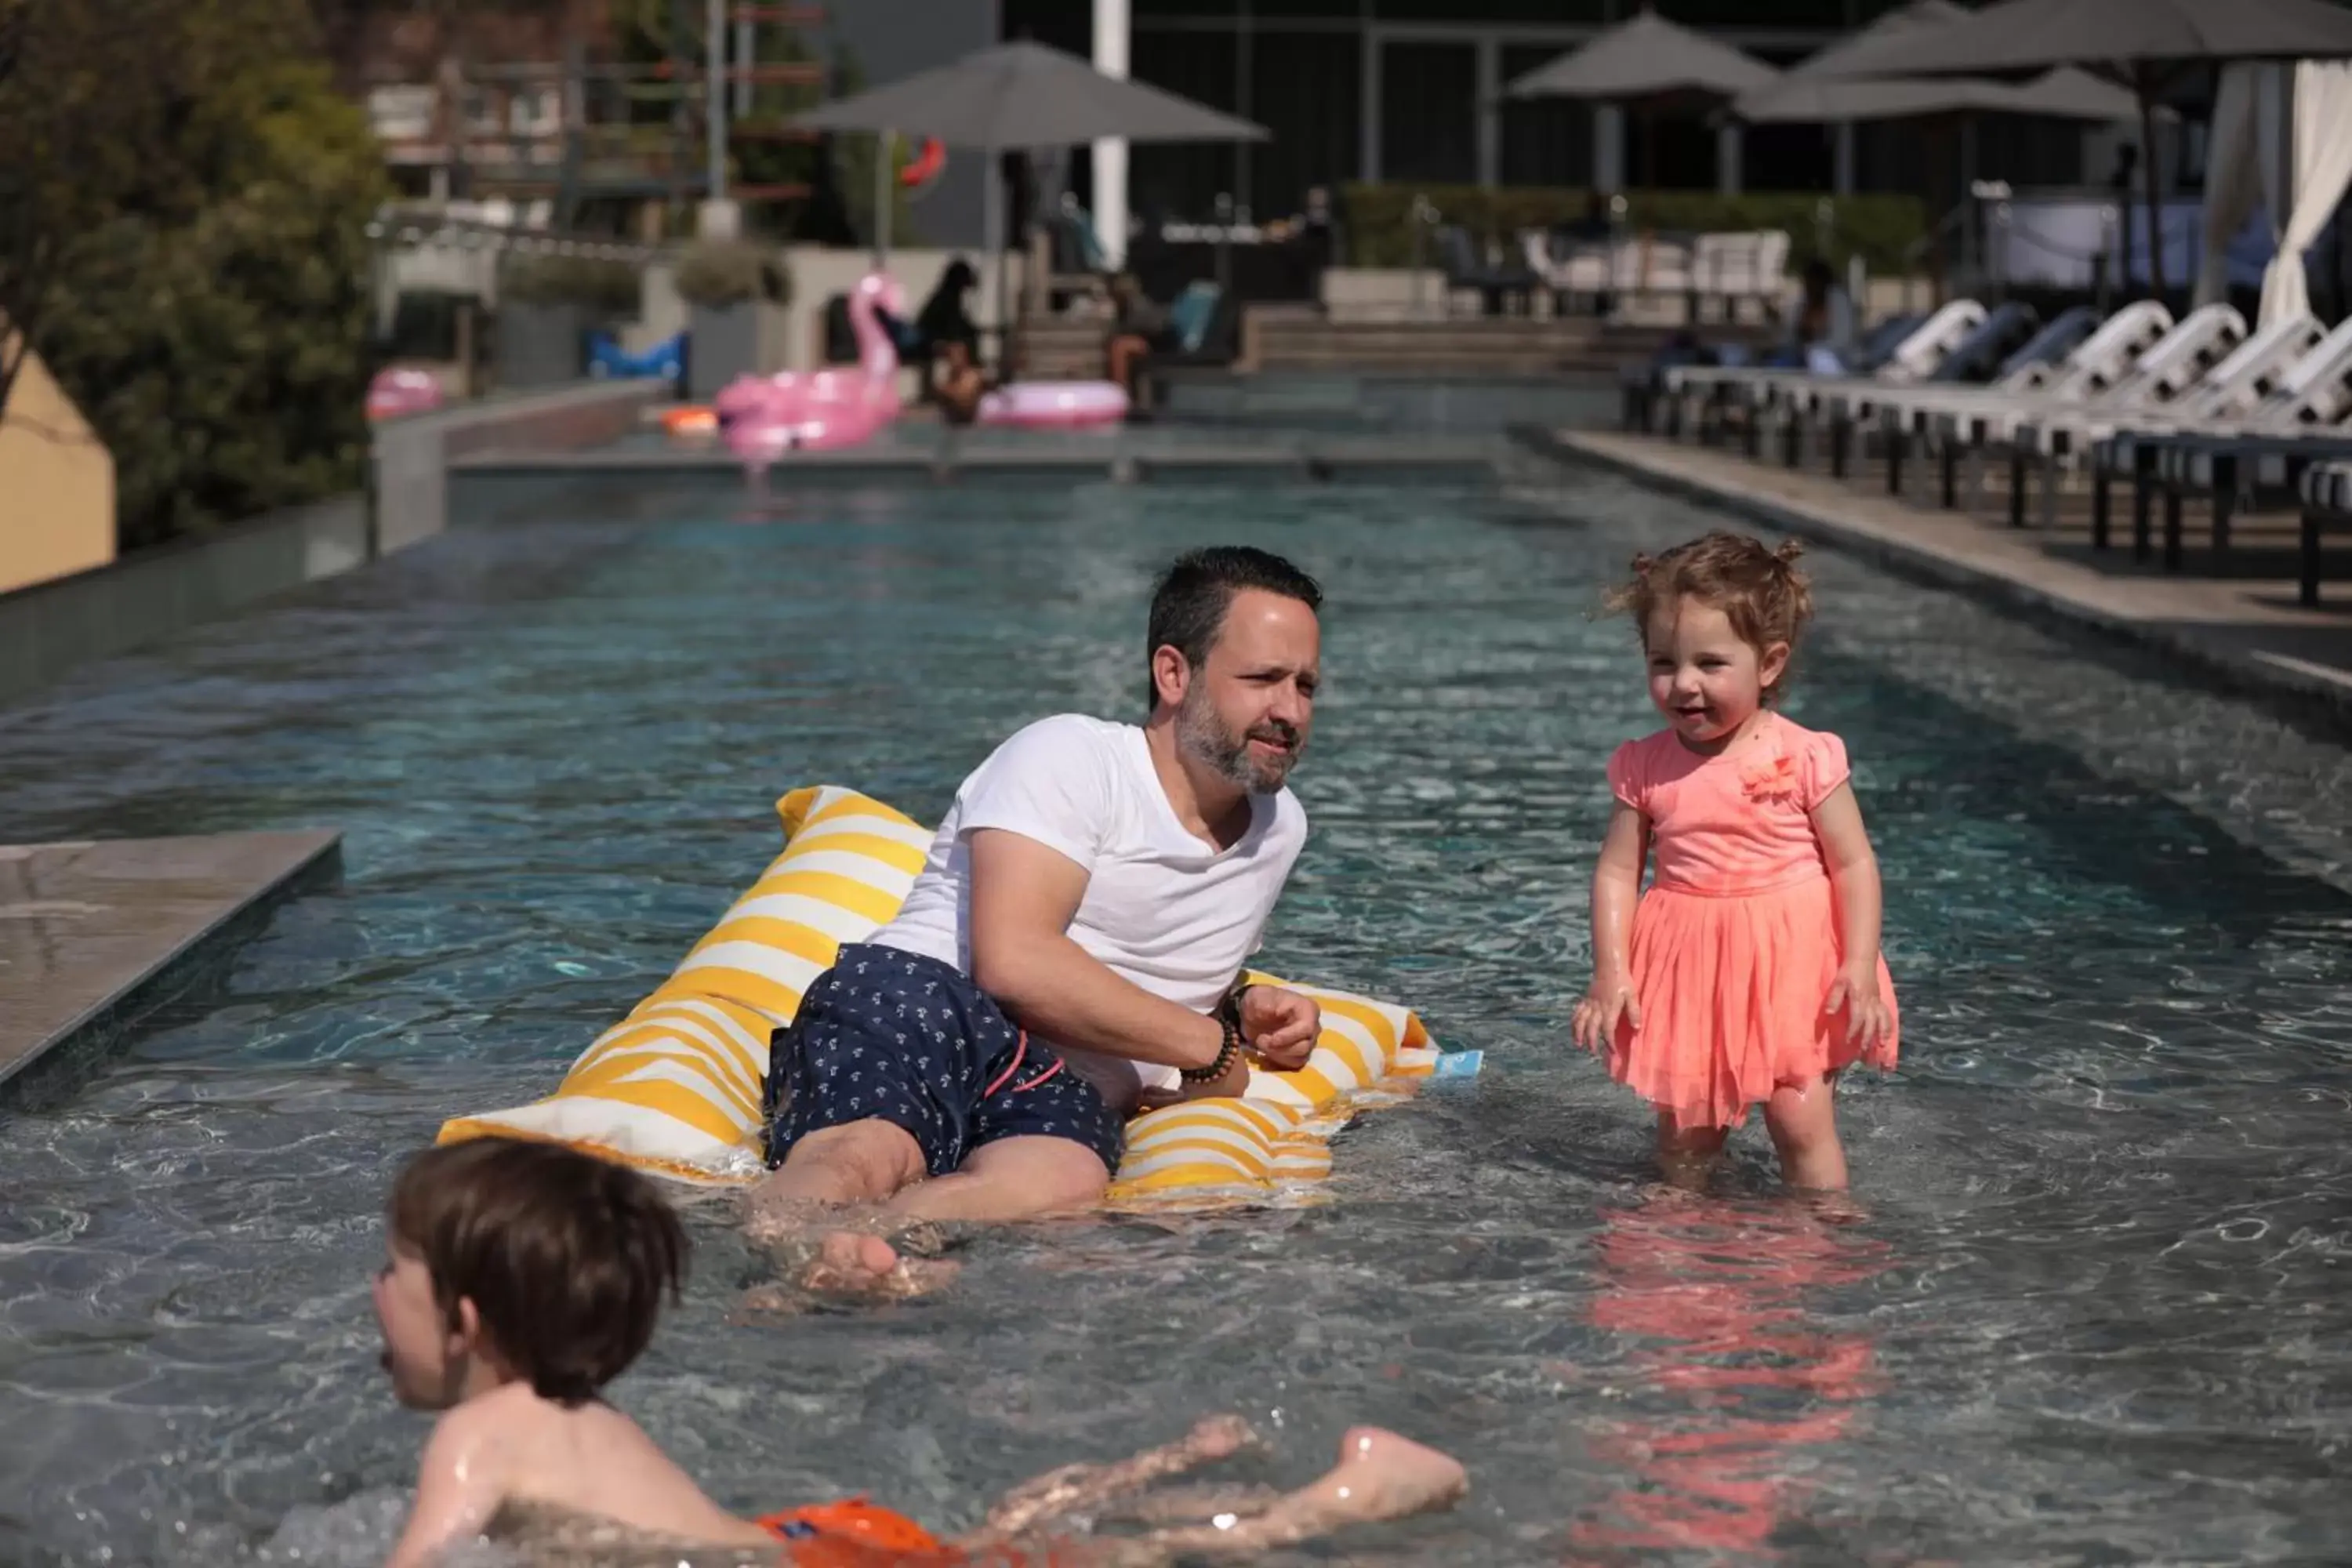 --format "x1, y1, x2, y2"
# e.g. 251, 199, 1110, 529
356, 2, 832, 233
